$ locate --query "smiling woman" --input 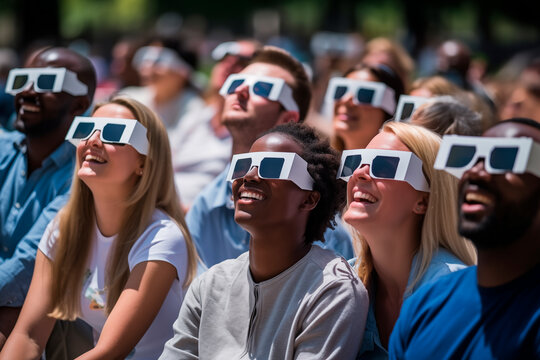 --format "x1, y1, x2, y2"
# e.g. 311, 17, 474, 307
160, 122, 368, 360
0, 95, 198, 360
